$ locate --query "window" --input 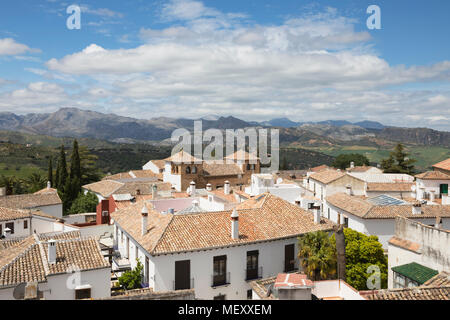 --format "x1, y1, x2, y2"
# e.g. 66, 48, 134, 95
246, 251, 259, 280
213, 255, 227, 286
246, 164, 250, 170
5, 222, 14, 234
327, 208, 330, 220
192, 166, 197, 174
343, 217, 349, 228
214, 294, 226, 300
247, 289, 253, 300
186, 166, 191, 174
24, 220, 28, 229
75, 288, 91, 300
0, 224, 2, 236
393, 272, 406, 288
